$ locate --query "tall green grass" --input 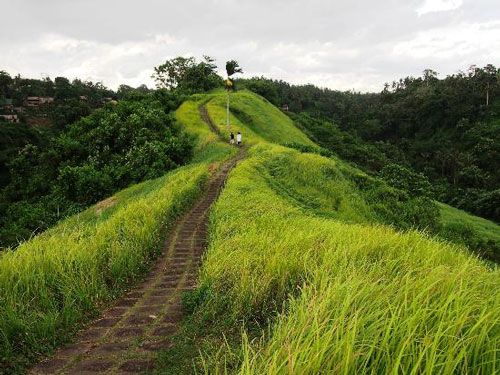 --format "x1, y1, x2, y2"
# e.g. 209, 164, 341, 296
175, 95, 237, 164
197, 144, 499, 374
0, 164, 209, 370
438, 203, 500, 262
0, 92, 237, 371
205, 90, 315, 147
